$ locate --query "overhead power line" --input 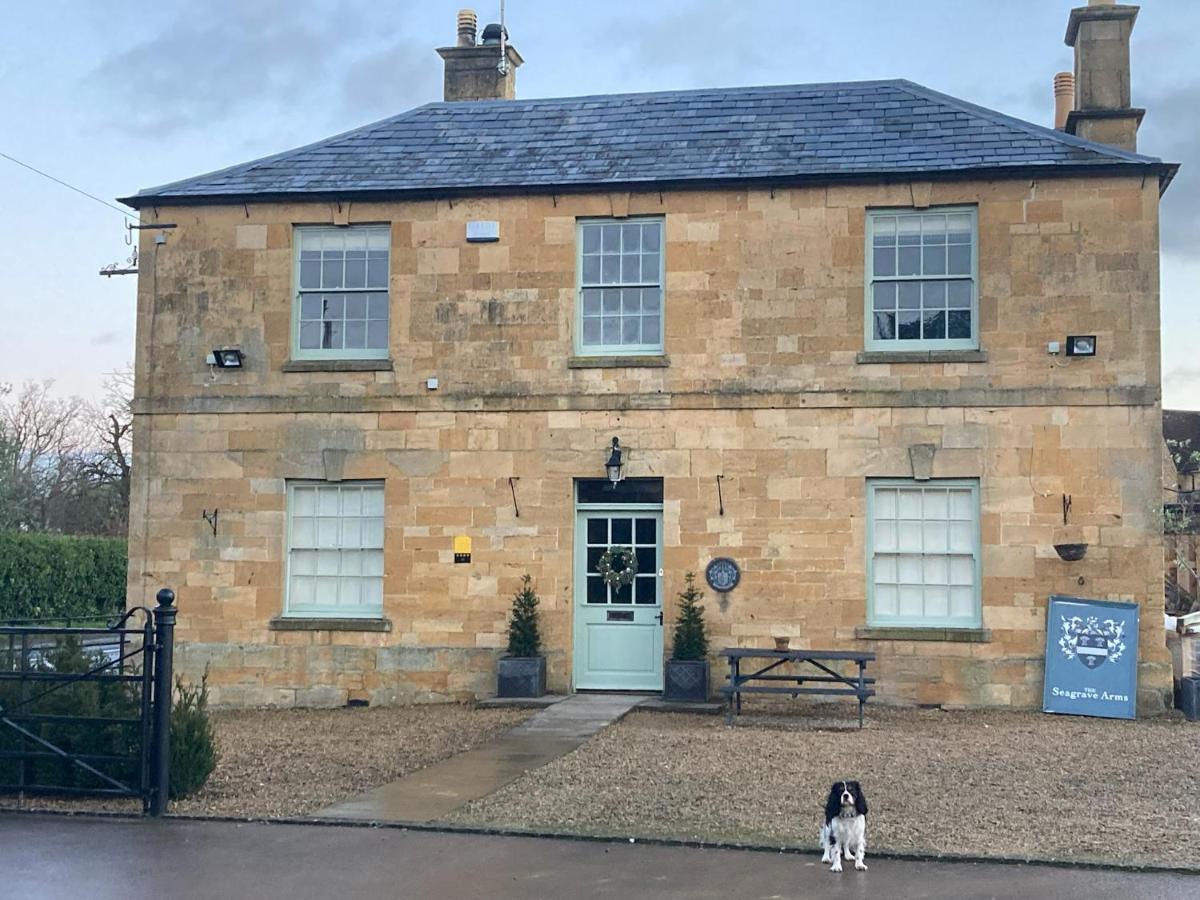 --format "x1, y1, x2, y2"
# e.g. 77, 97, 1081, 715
0, 150, 135, 221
